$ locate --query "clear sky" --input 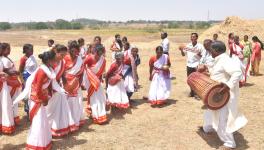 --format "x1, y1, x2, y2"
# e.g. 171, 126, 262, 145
0, 0, 263, 22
